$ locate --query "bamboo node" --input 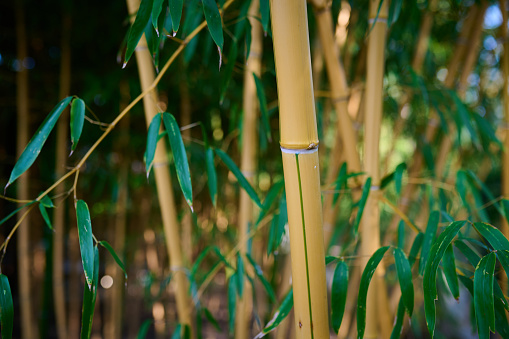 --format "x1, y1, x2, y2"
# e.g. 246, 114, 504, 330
370, 185, 380, 191
368, 17, 388, 24
280, 146, 319, 154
